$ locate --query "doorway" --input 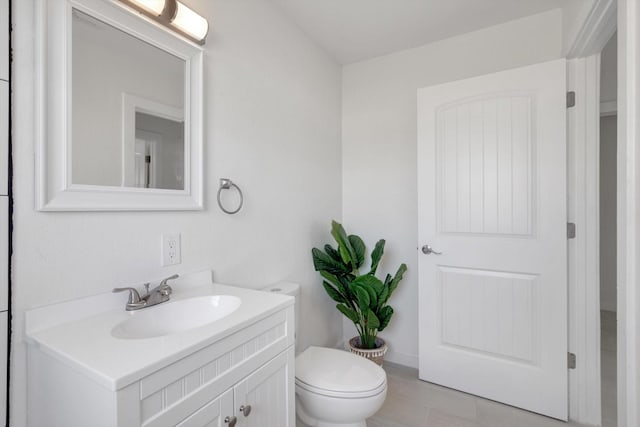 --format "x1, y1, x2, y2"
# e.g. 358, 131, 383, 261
599, 32, 617, 427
